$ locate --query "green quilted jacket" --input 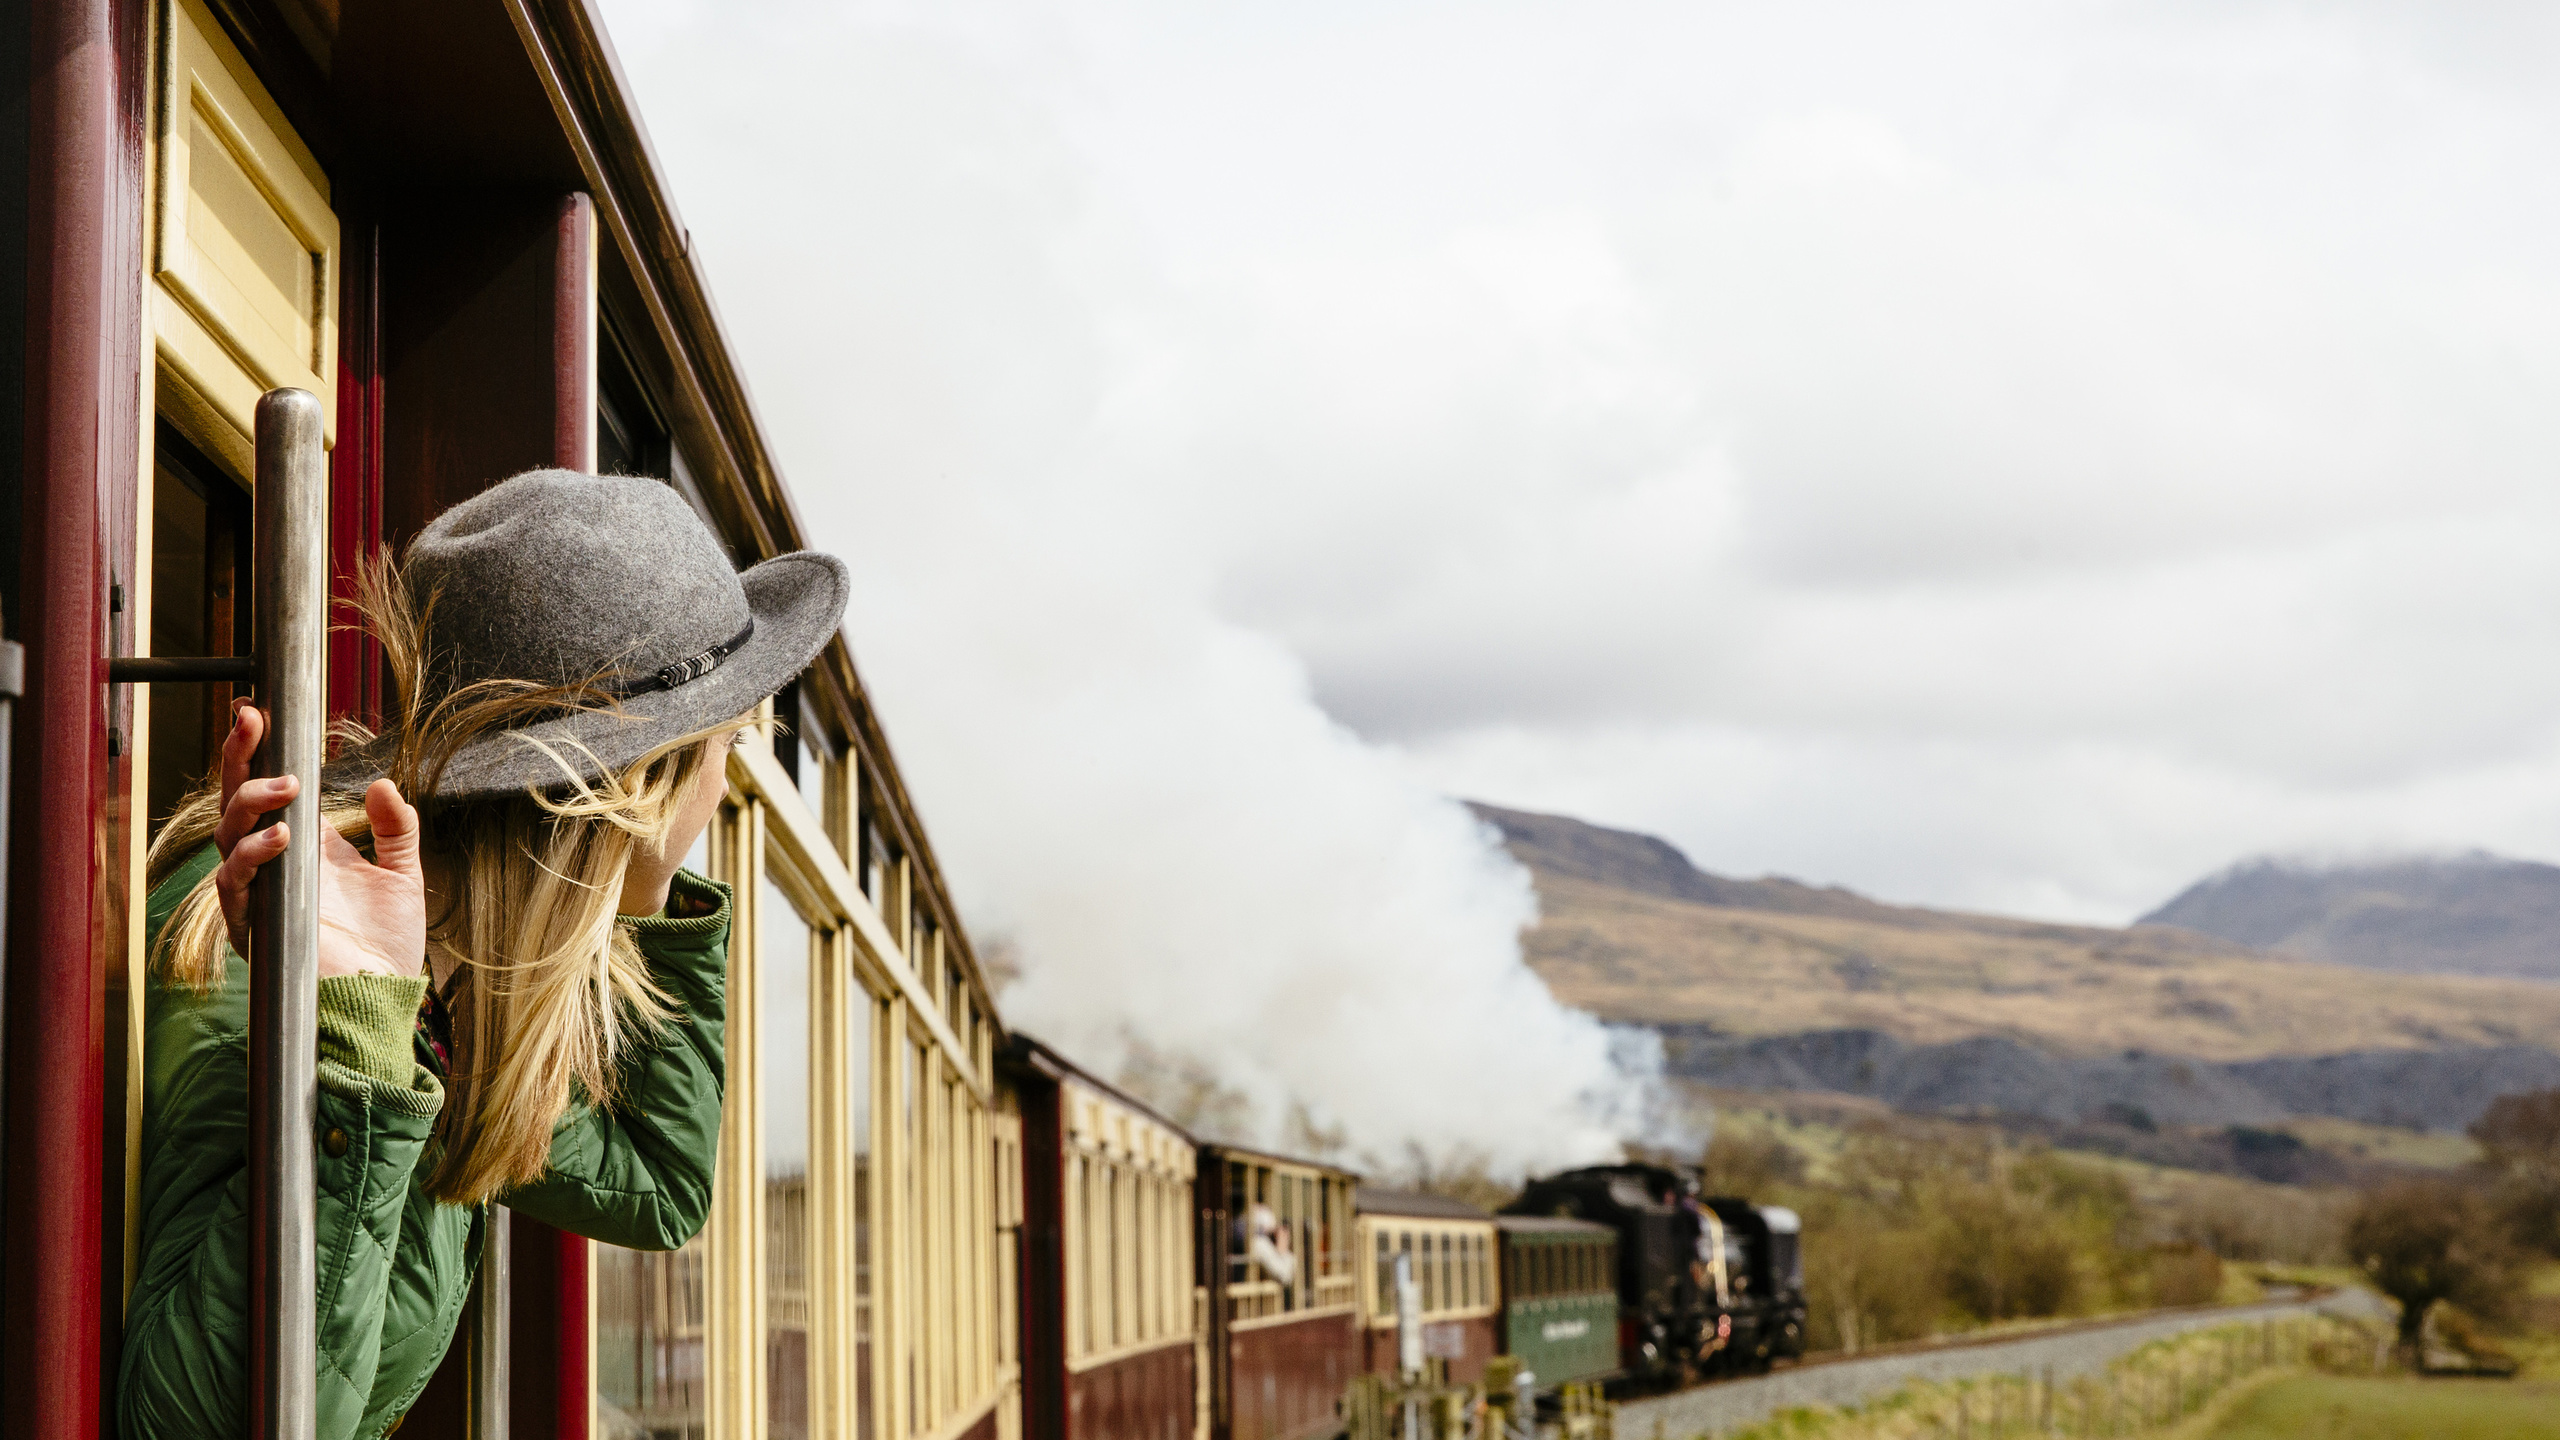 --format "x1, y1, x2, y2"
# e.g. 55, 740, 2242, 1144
118, 846, 732, 1439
